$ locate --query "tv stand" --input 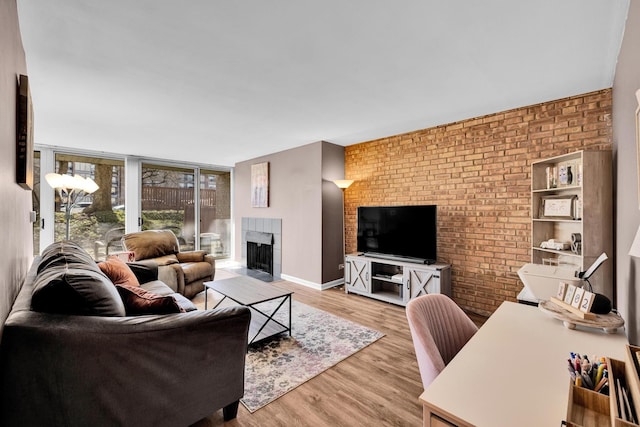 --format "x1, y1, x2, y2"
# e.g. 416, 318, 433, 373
345, 253, 451, 307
